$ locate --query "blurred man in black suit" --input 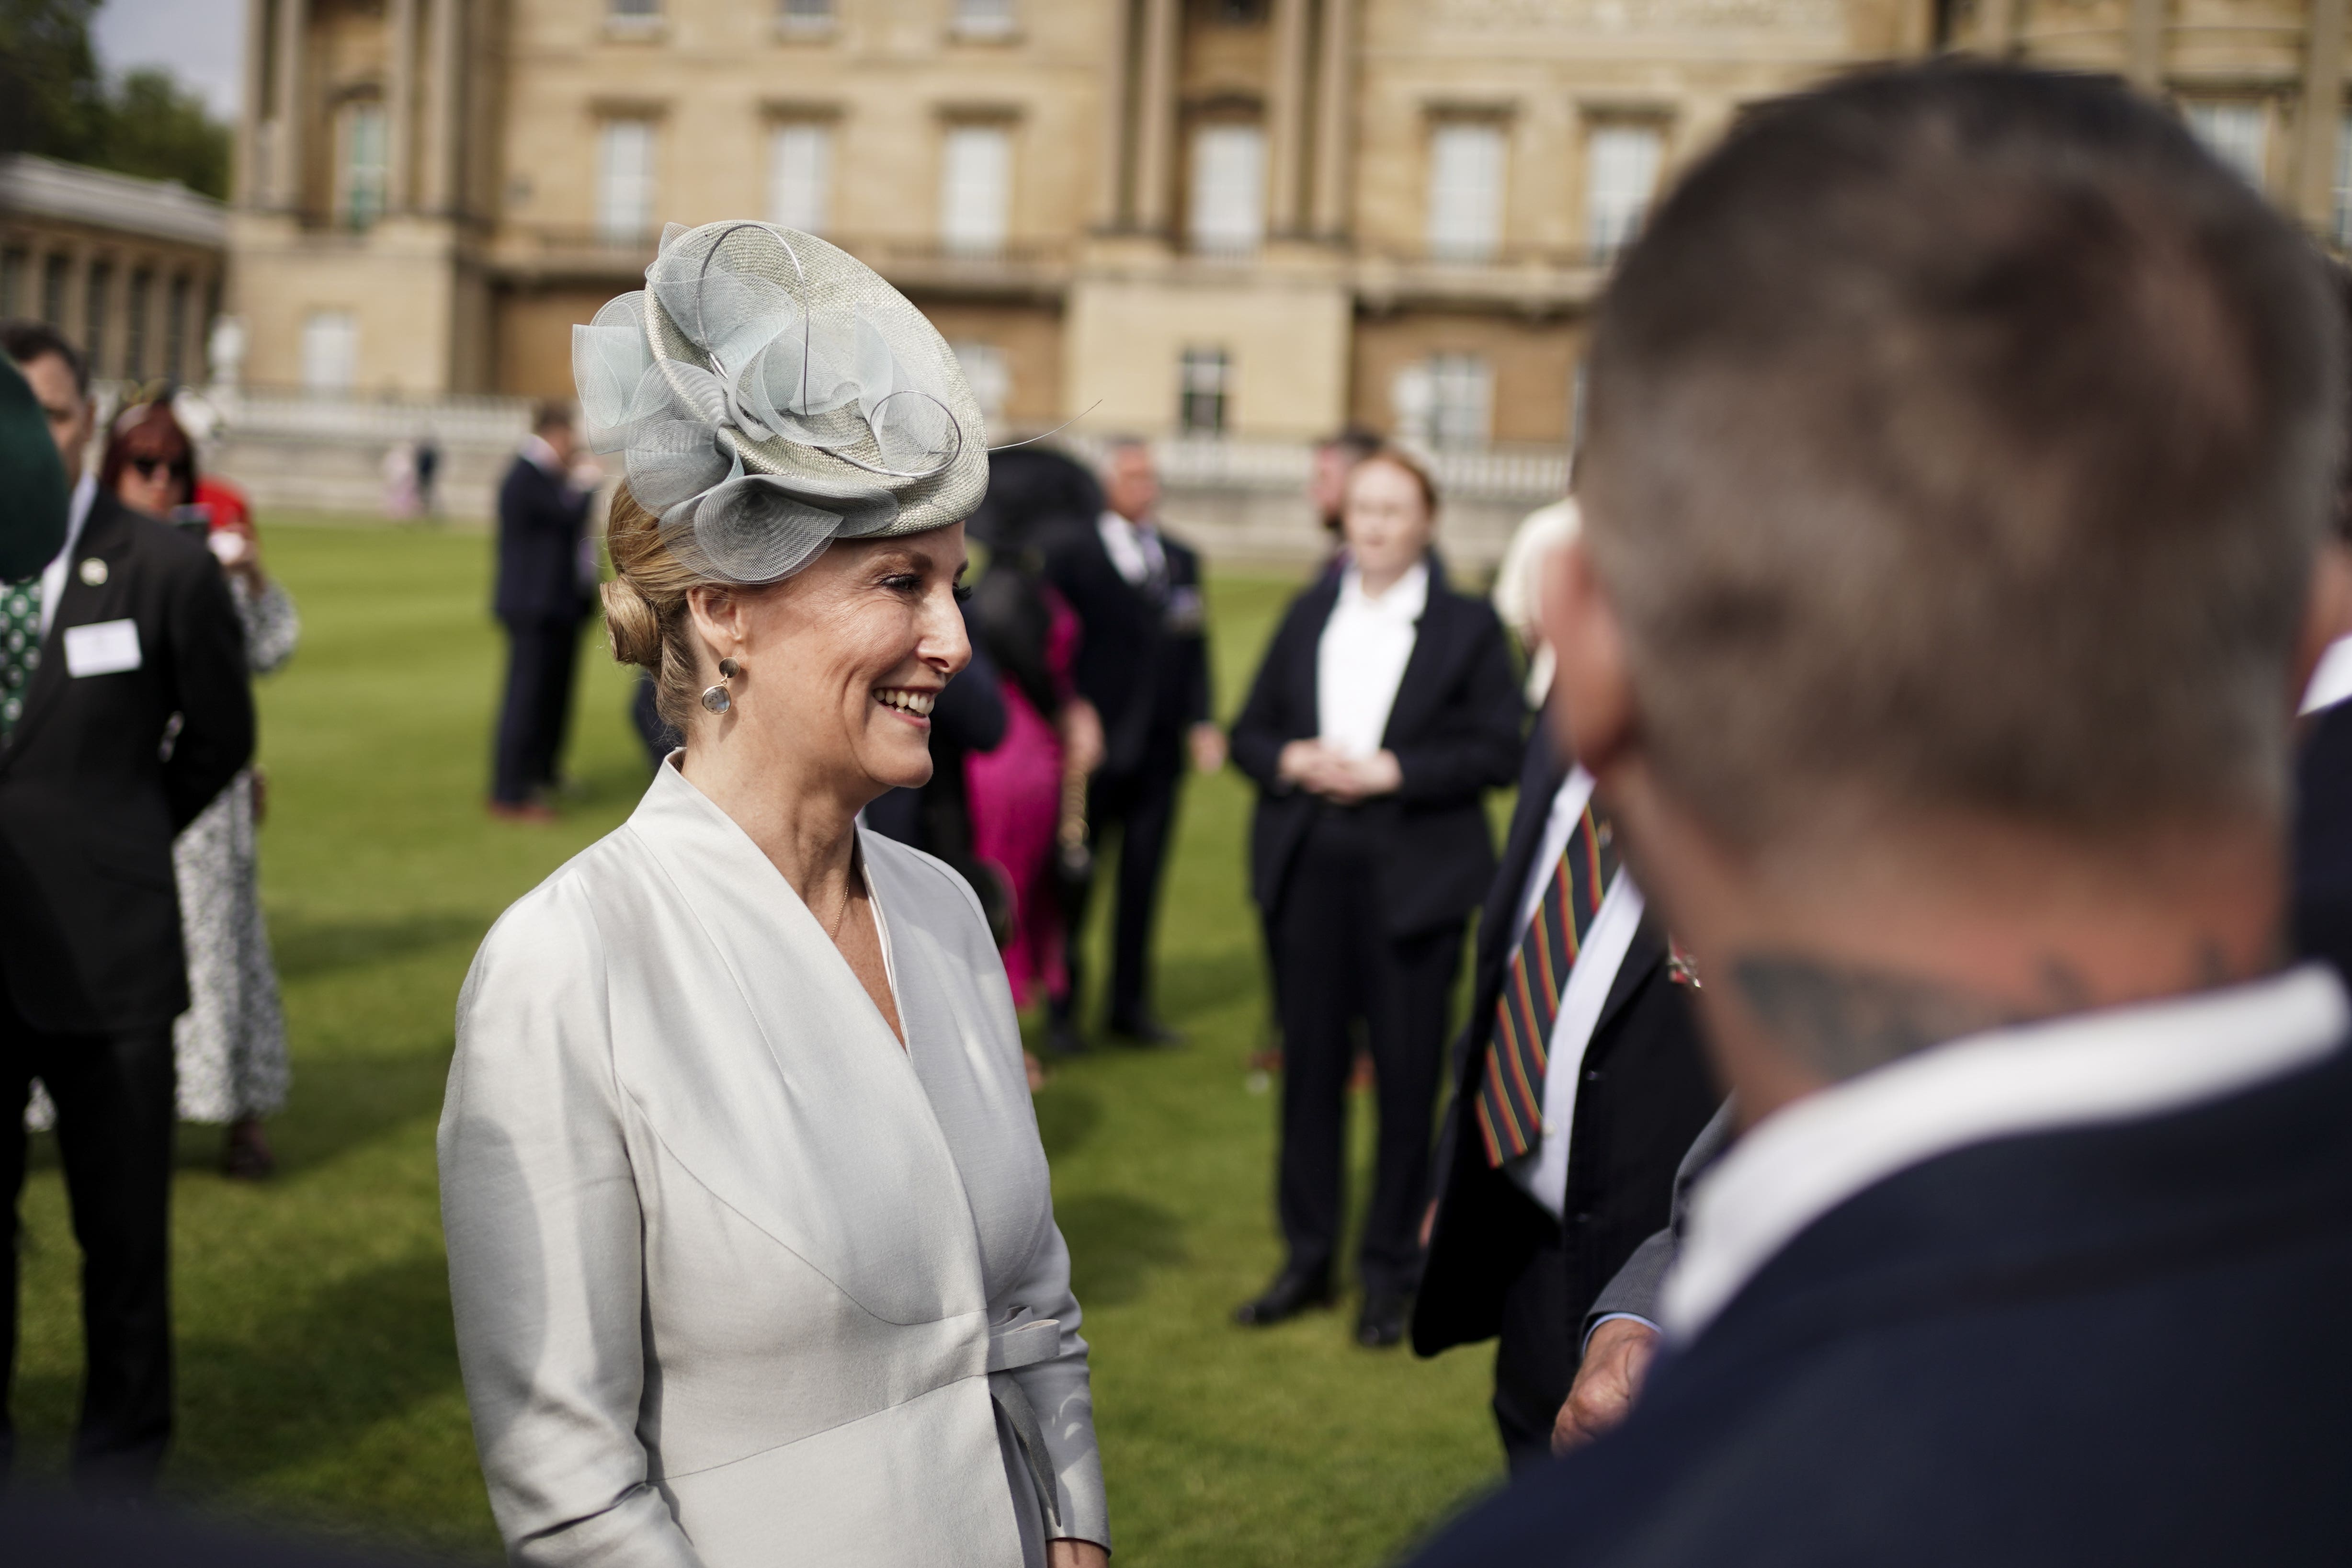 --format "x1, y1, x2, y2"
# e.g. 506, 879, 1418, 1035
489, 403, 593, 821
0, 320, 253, 1490
1042, 440, 1221, 1044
